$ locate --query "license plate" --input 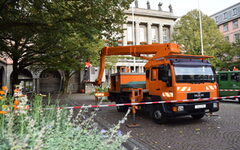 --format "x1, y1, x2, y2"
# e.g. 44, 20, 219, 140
195, 104, 206, 109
